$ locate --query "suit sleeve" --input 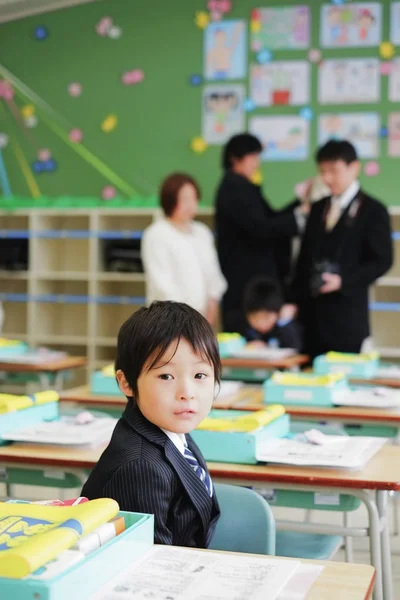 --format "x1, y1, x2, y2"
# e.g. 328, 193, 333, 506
221, 184, 299, 242
341, 203, 393, 294
278, 321, 303, 351
289, 206, 317, 303
104, 460, 173, 544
